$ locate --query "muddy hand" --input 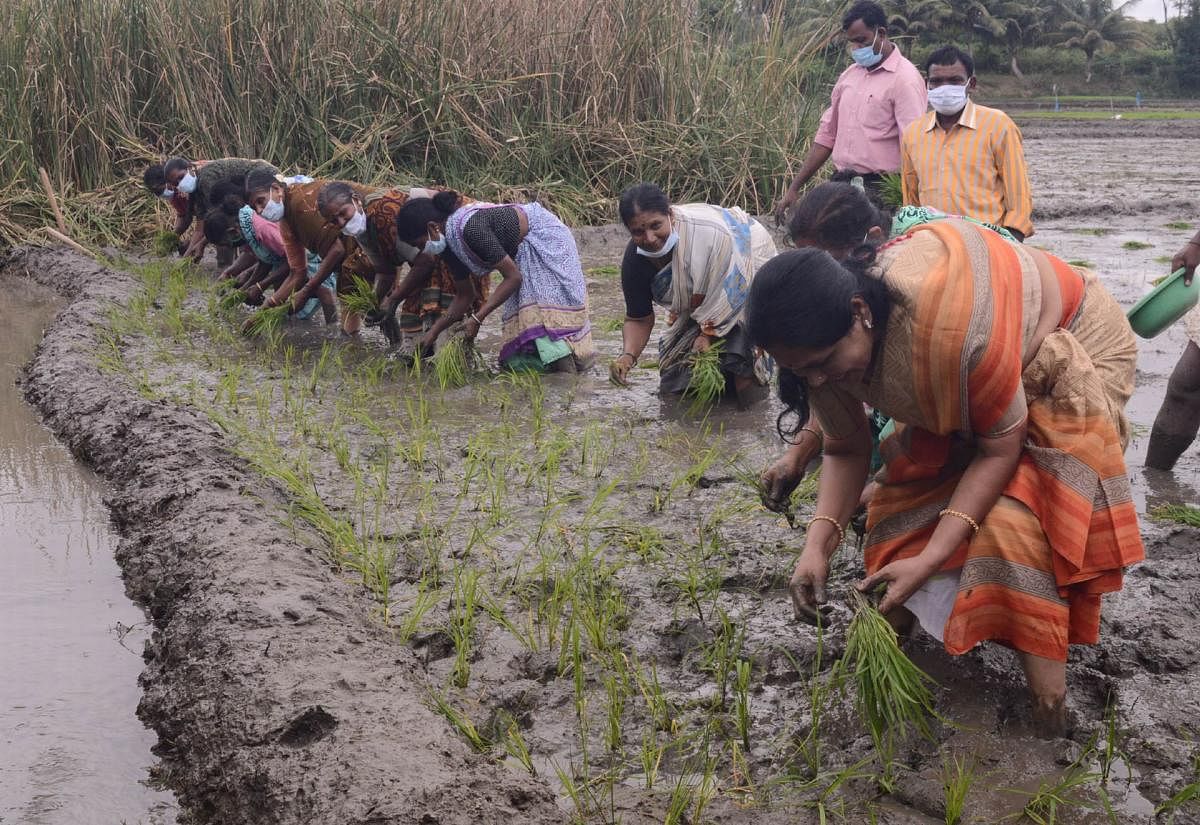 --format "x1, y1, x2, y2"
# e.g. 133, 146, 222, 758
609, 355, 634, 386
773, 193, 796, 227
856, 555, 937, 616
789, 552, 832, 626
1172, 239, 1200, 286
760, 456, 804, 514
